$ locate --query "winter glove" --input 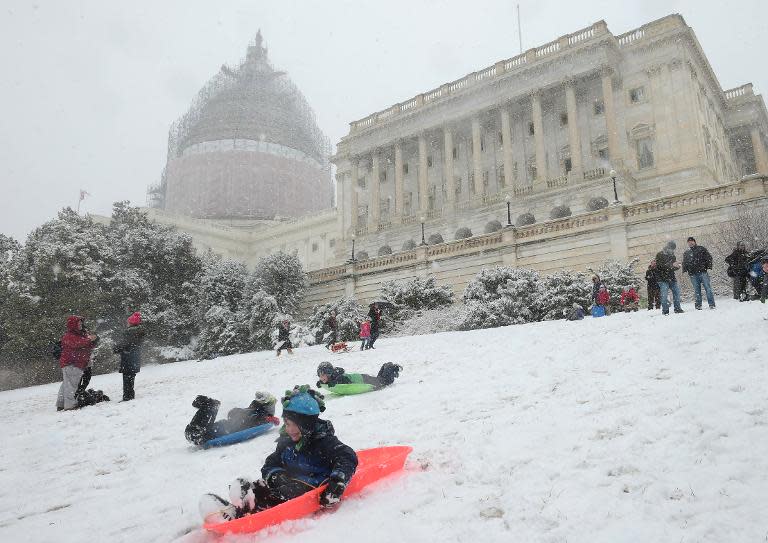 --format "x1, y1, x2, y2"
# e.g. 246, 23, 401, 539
266, 470, 291, 489
319, 473, 347, 508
